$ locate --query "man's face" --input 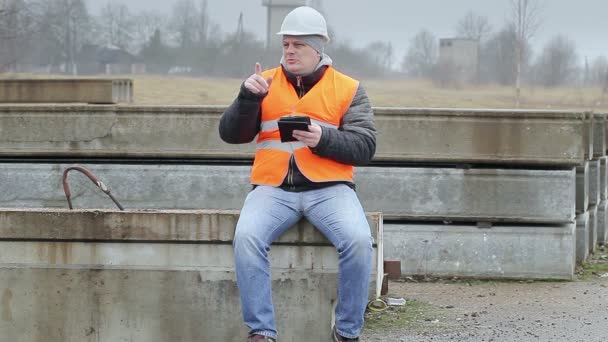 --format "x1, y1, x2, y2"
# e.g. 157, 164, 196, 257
282, 36, 321, 75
